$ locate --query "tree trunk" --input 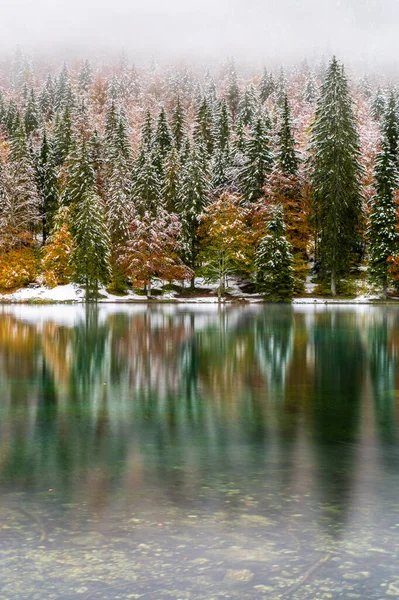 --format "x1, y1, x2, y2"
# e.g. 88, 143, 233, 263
383, 280, 388, 300
331, 270, 337, 296
147, 281, 152, 298
190, 276, 195, 290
